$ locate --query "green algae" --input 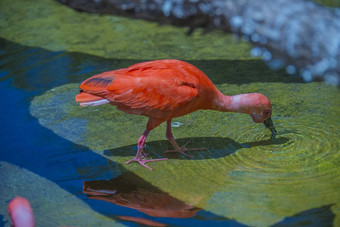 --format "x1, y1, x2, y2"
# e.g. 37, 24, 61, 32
0, 0, 251, 60
313, 0, 340, 7
30, 81, 340, 226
